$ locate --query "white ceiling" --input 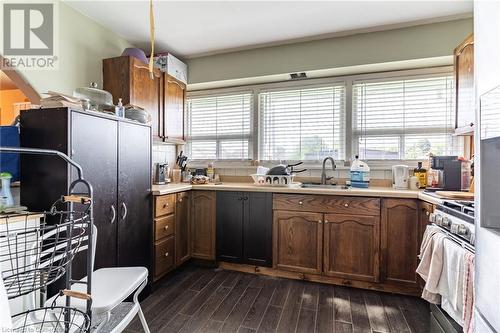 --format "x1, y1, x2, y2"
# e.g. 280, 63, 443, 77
66, 0, 473, 59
